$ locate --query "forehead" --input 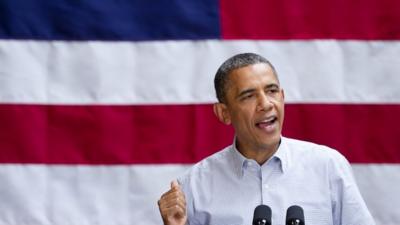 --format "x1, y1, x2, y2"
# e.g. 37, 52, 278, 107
227, 63, 279, 91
